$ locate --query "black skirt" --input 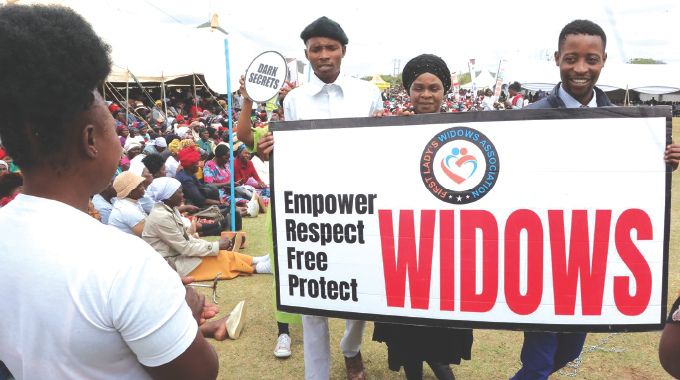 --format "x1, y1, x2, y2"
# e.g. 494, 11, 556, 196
373, 322, 473, 371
